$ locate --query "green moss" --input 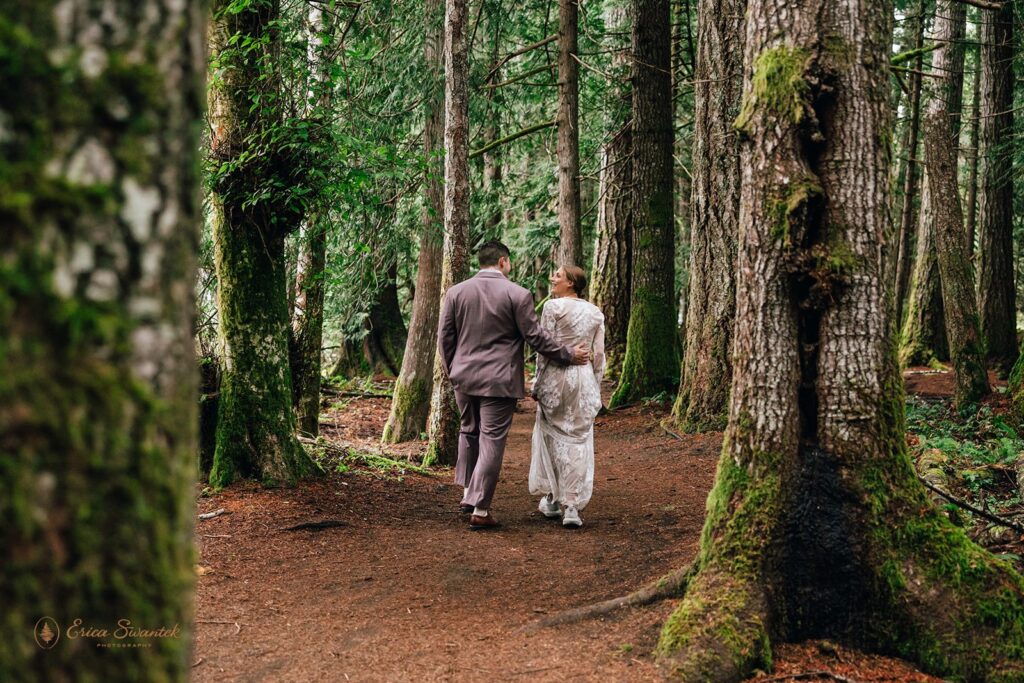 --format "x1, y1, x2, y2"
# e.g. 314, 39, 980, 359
735, 46, 812, 135
609, 286, 679, 408
382, 376, 431, 444
767, 178, 823, 245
